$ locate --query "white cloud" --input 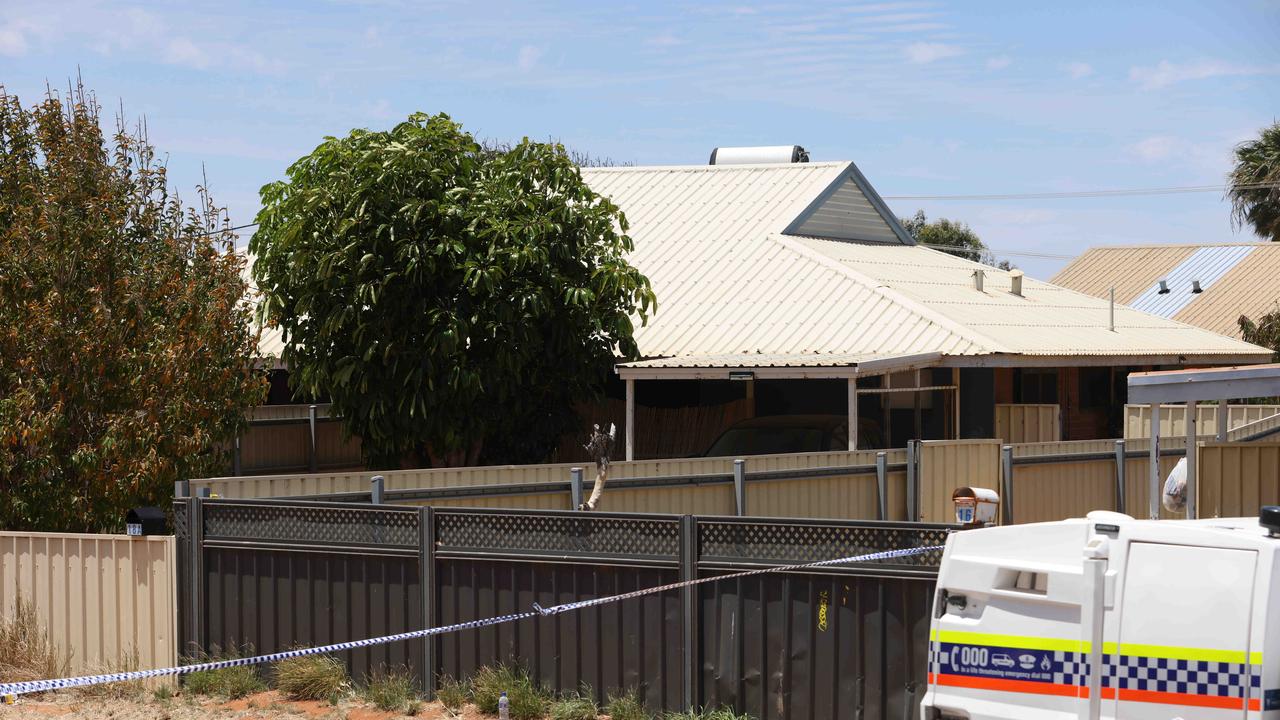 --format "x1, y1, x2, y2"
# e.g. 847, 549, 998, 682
0, 23, 28, 56
1128, 135, 1180, 162
517, 44, 543, 72
646, 31, 682, 47
903, 42, 962, 64
985, 55, 1011, 71
1129, 59, 1280, 89
1064, 61, 1093, 79
165, 37, 210, 69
